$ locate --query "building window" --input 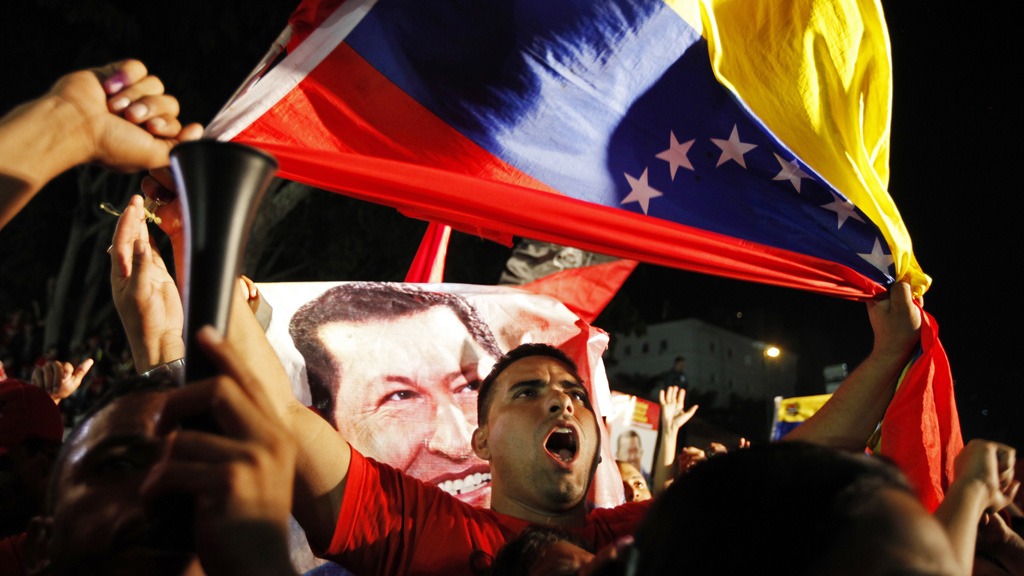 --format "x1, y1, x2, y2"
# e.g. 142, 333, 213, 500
727, 348, 733, 359
709, 342, 715, 353
659, 340, 667, 352
642, 342, 649, 354
624, 345, 631, 356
